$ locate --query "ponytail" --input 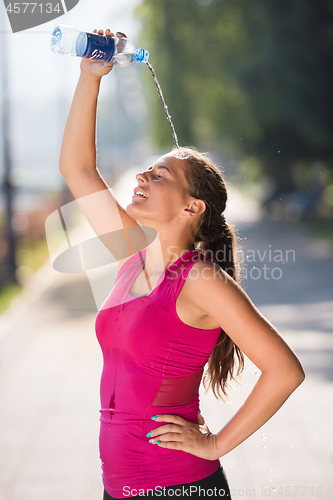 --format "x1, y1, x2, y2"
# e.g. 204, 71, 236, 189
175, 146, 245, 400
195, 212, 239, 281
